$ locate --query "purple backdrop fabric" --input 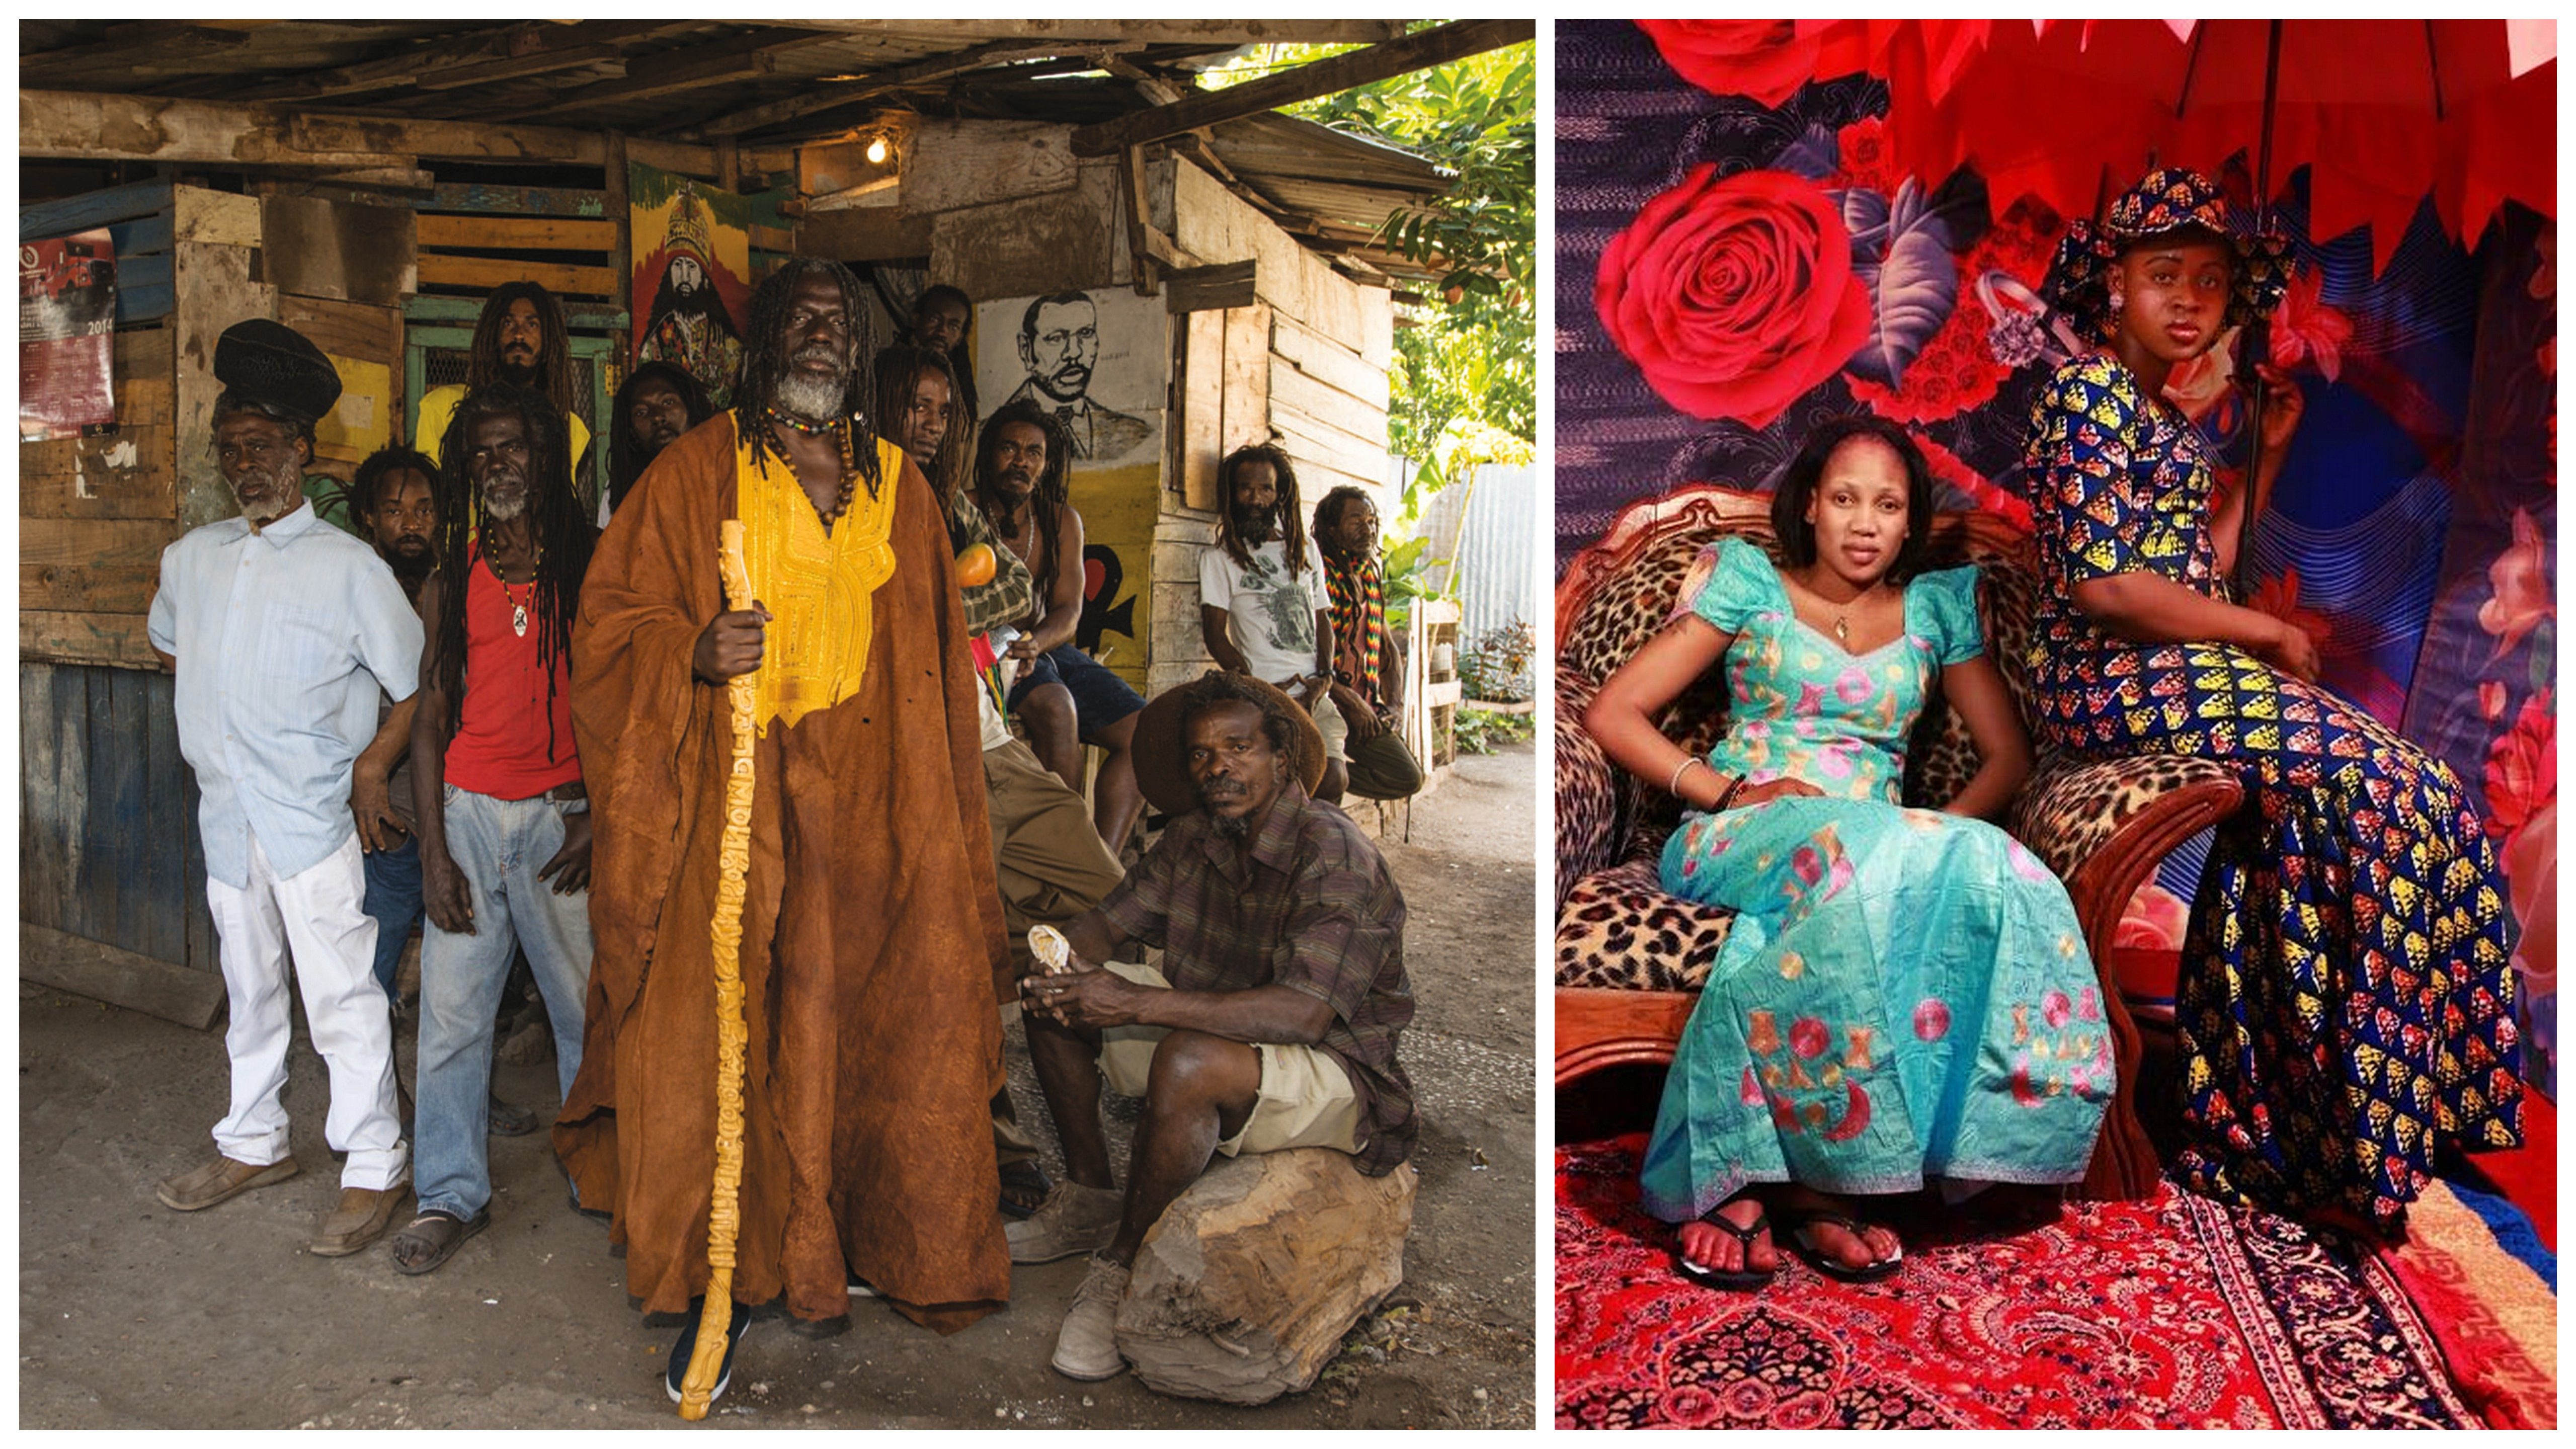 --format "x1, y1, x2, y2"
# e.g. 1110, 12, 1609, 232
1554, 19, 2557, 1095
